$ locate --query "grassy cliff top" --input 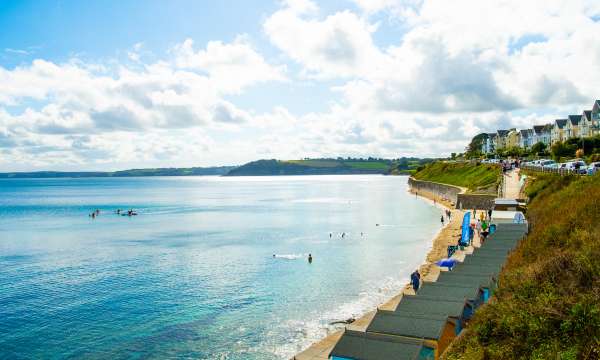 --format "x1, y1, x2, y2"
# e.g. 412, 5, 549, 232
443, 174, 600, 359
413, 161, 501, 193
